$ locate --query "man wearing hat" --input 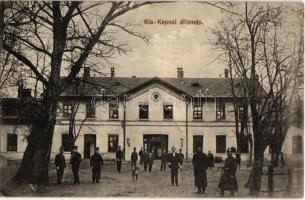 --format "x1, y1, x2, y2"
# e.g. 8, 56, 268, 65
192, 147, 209, 194
70, 146, 82, 184
90, 147, 104, 183
167, 147, 181, 186
218, 147, 238, 196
